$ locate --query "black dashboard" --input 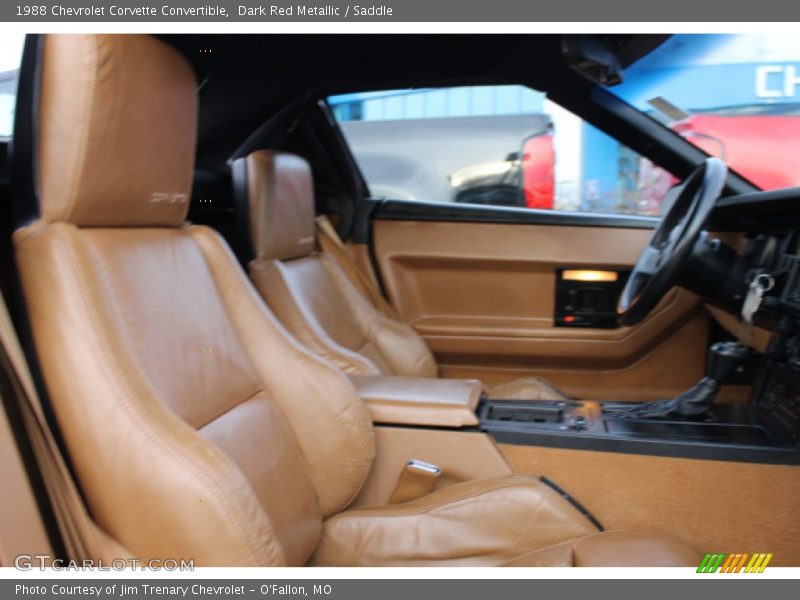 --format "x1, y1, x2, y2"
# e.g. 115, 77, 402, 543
710, 188, 800, 321
707, 187, 800, 456
710, 187, 800, 233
